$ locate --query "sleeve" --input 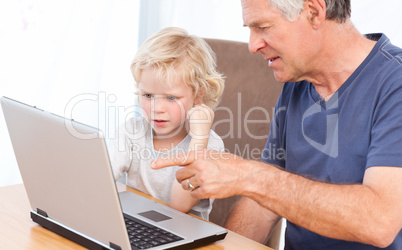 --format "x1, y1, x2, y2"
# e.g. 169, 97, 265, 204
207, 130, 225, 152
261, 89, 287, 168
366, 78, 402, 168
